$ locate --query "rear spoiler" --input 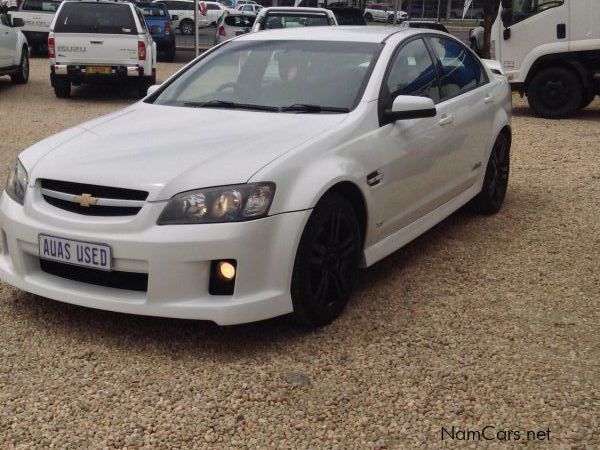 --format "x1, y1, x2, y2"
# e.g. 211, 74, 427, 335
482, 59, 505, 76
